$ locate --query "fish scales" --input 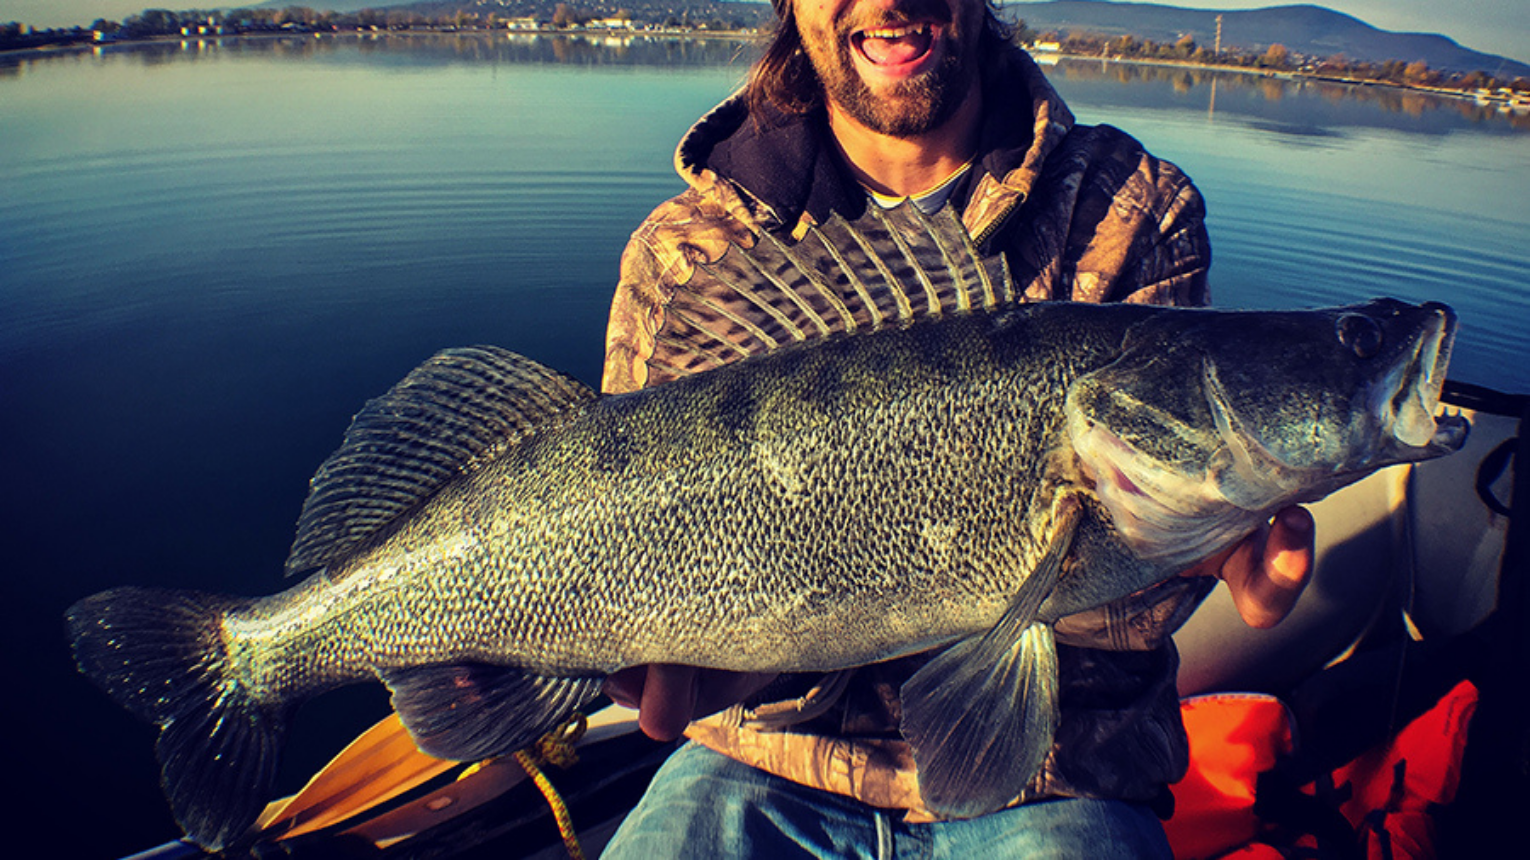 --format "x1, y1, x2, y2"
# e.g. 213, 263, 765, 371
66, 203, 1468, 849
273, 308, 1131, 689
